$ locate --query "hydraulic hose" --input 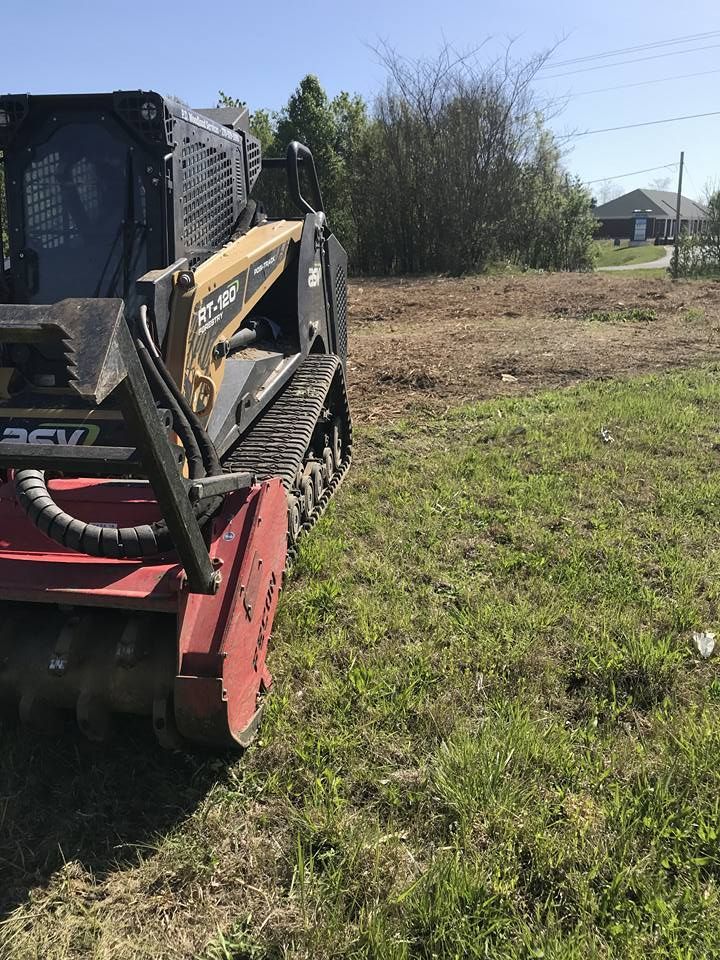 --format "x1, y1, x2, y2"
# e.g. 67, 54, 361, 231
14, 467, 175, 559
138, 306, 222, 478
137, 343, 205, 481
14, 313, 226, 559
